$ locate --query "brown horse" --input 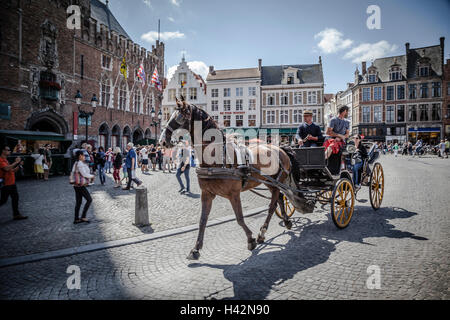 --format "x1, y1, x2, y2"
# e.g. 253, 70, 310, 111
159, 96, 292, 260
